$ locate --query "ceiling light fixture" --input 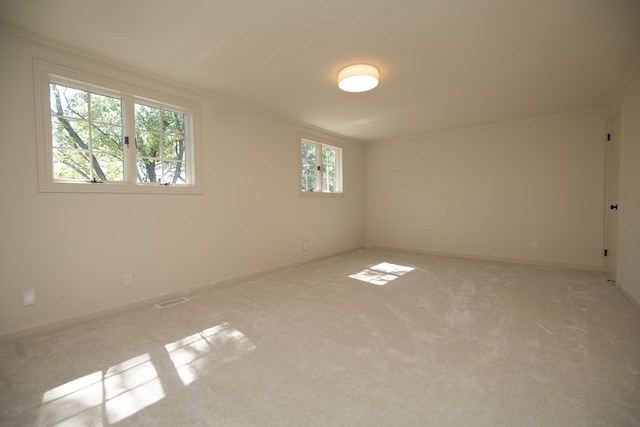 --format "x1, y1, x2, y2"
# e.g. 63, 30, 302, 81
337, 64, 379, 93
